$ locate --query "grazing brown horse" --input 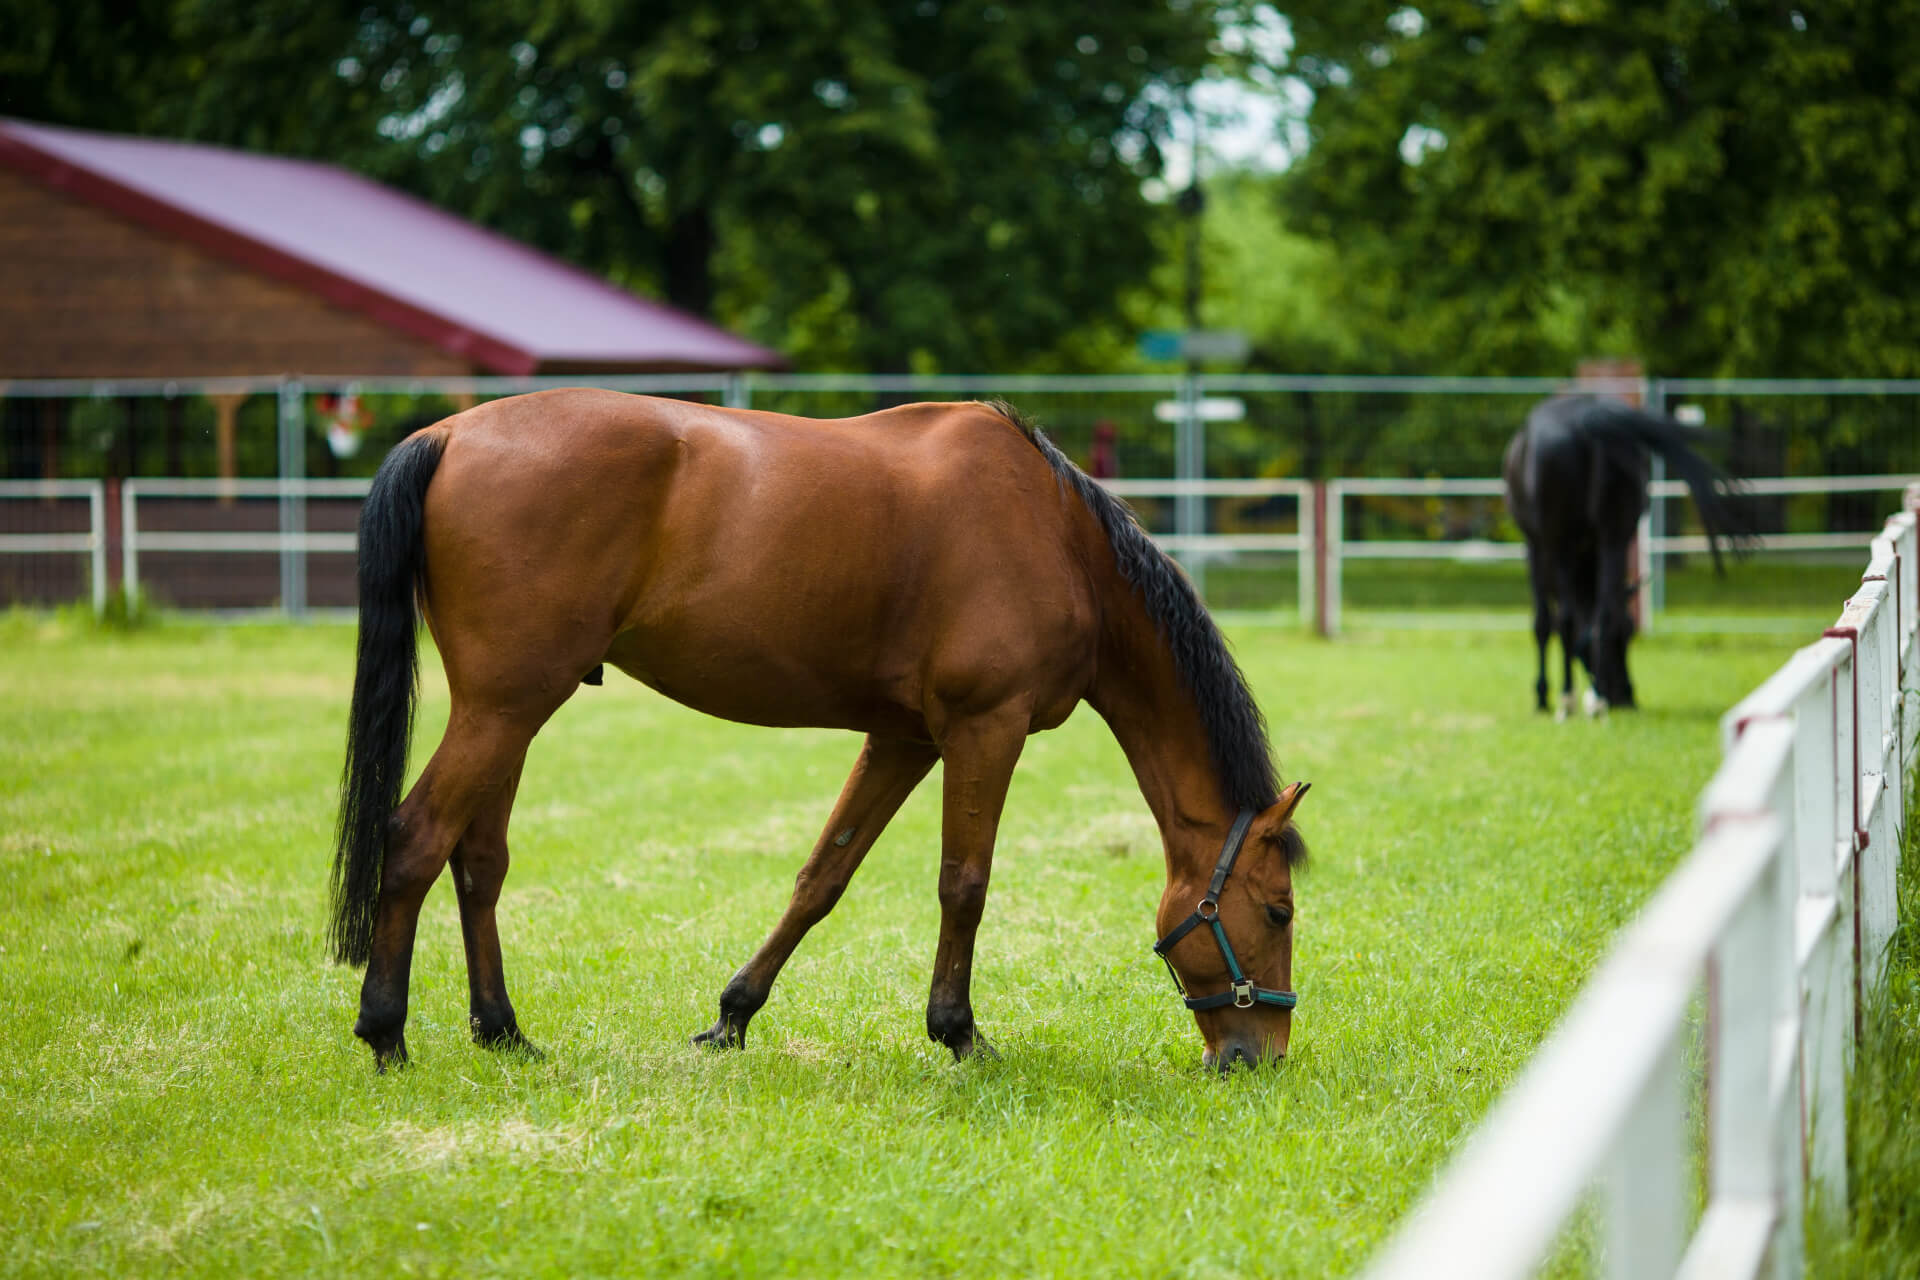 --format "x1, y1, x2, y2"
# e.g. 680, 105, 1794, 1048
331, 390, 1310, 1074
